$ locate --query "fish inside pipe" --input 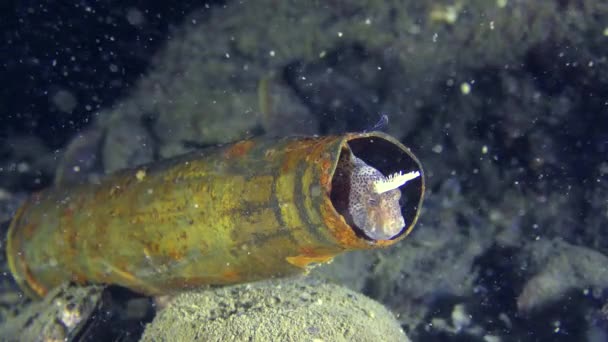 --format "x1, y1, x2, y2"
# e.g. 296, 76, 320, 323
332, 150, 420, 240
